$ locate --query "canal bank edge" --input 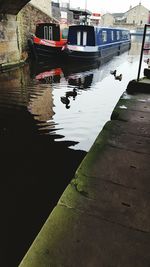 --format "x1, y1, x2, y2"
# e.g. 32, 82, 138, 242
19, 90, 150, 267
0, 59, 26, 72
